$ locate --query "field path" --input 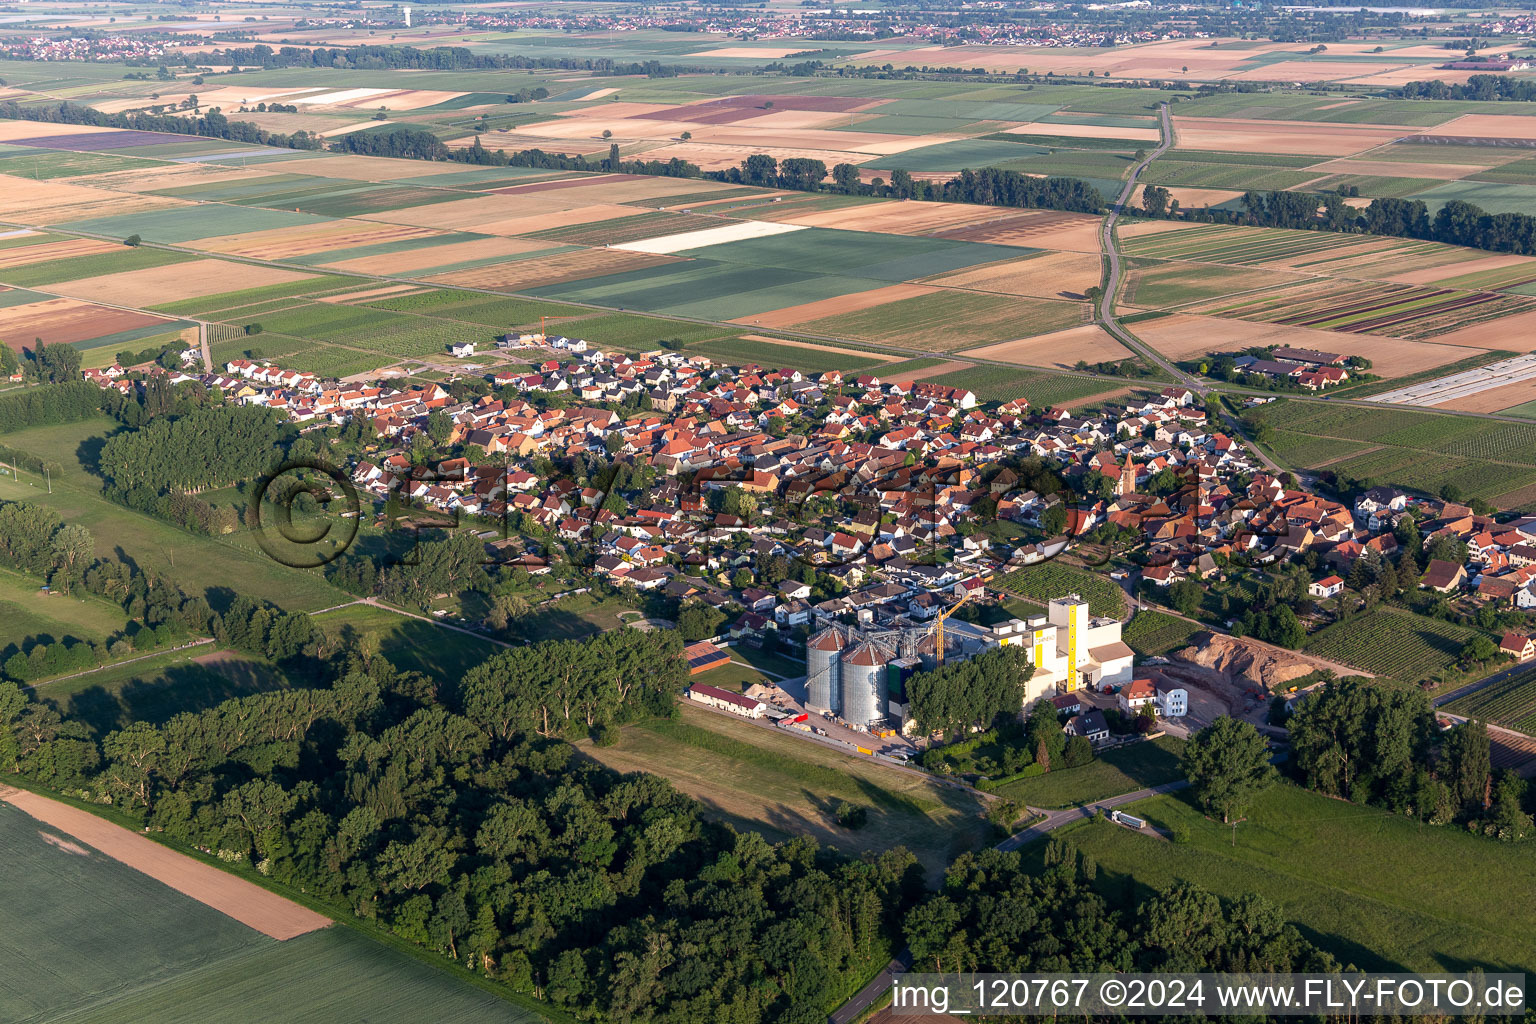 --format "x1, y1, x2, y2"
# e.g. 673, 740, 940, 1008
0, 786, 332, 940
